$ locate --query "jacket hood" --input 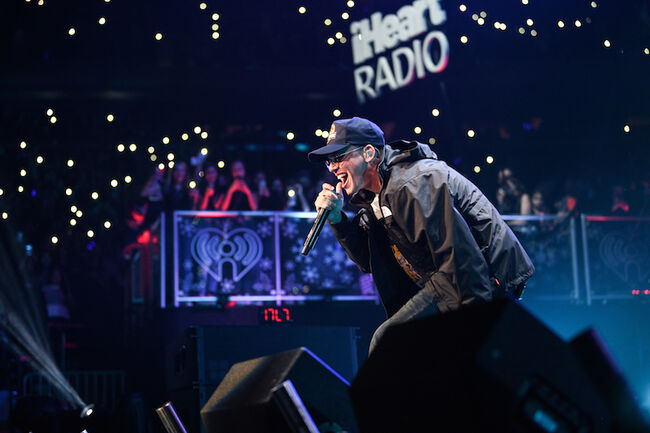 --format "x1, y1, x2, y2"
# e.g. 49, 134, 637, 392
383, 140, 438, 169
350, 140, 437, 206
